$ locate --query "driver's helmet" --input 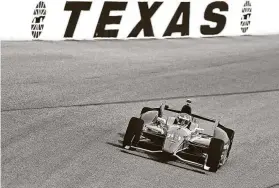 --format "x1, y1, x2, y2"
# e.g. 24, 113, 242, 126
177, 113, 191, 127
